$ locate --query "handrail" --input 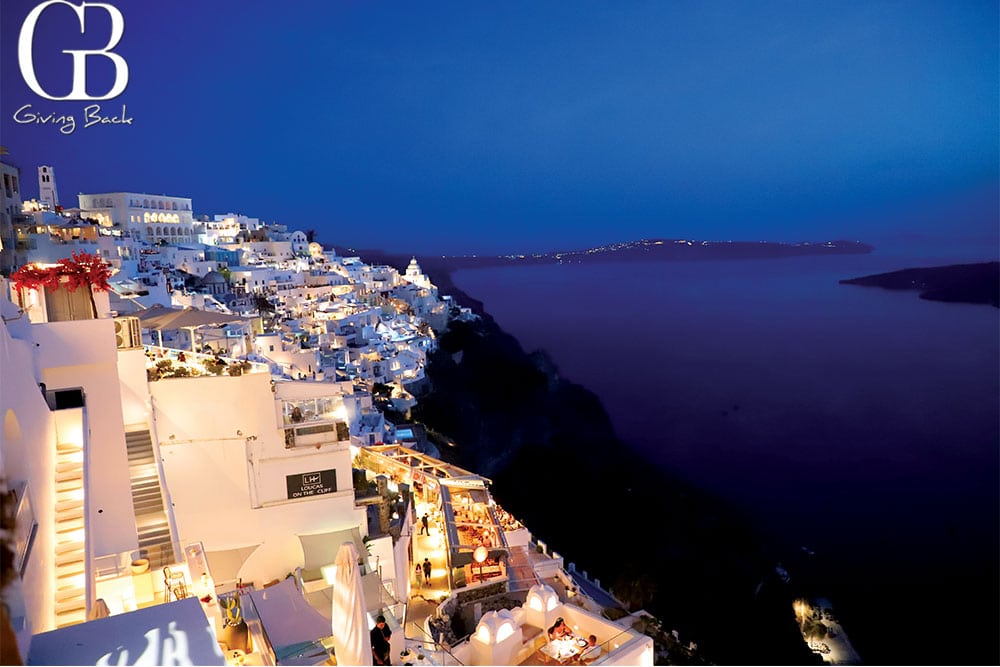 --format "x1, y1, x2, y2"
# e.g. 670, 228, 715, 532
402, 618, 466, 666
236, 589, 276, 666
